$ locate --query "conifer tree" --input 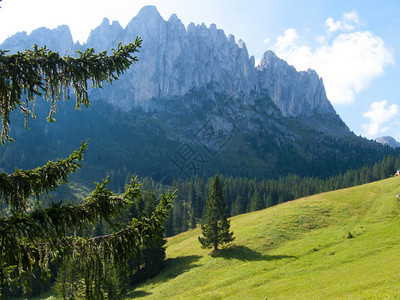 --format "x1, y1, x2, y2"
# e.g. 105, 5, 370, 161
250, 189, 263, 211
198, 175, 234, 253
0, 37, 175, 298
230, 195, 243, 216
